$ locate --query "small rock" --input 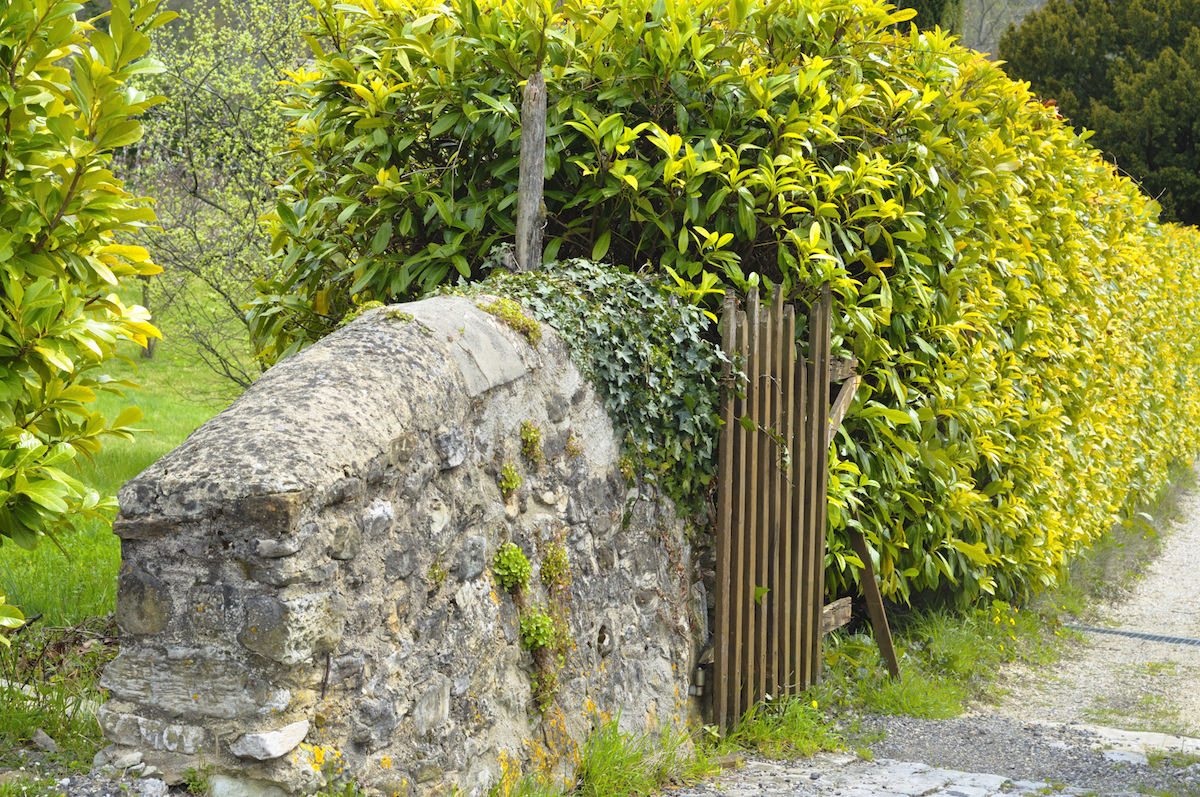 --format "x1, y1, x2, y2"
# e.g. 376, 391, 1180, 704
539, 491, 557, 506
434, 427, 468, 469
130, 763, 147, 776
209, 774, 289, 797
132, 777, 169, 797
93, 748, 110, 769
32, 728, 58, 754
504, 495, 520, 521
111, 750, 144, 769
230, 720, 310, 761
1103, 750, 1149, 765
810, 772, 820, 780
